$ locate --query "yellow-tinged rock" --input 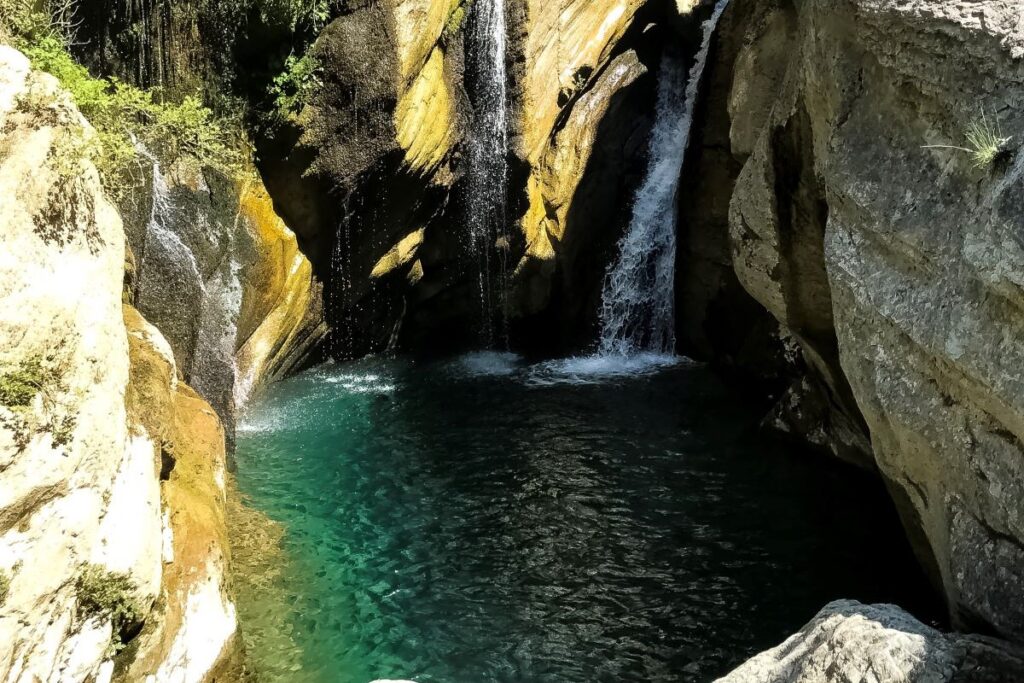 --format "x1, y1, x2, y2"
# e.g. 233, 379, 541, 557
393, 0, 461, 83
372, 228, 426, 278
121, 305, 240, 682
396, 46, 460, 174
521, 0, 647, 163
235, 182, 326, 406
522, 52, 648, 262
